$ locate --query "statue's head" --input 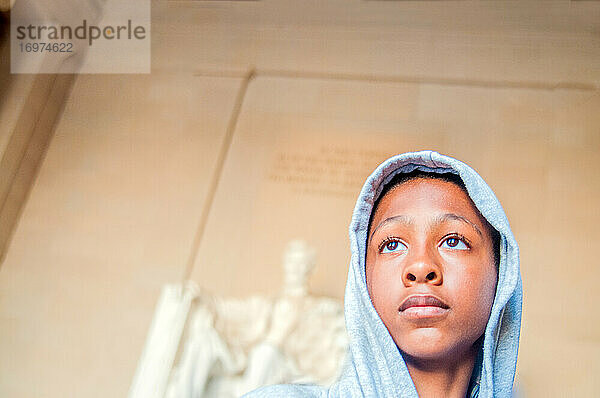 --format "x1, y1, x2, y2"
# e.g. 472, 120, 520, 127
282, 240, 316, 297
